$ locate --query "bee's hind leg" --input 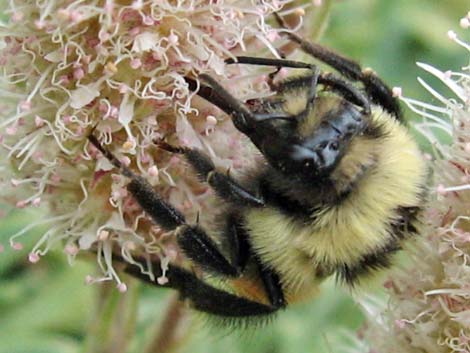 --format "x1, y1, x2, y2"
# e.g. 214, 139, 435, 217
154, 140, 264, 272
88, 134, 239, 278
124, 256, 281, 317
153, 141, 286, 308
89, 134, 264, 281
